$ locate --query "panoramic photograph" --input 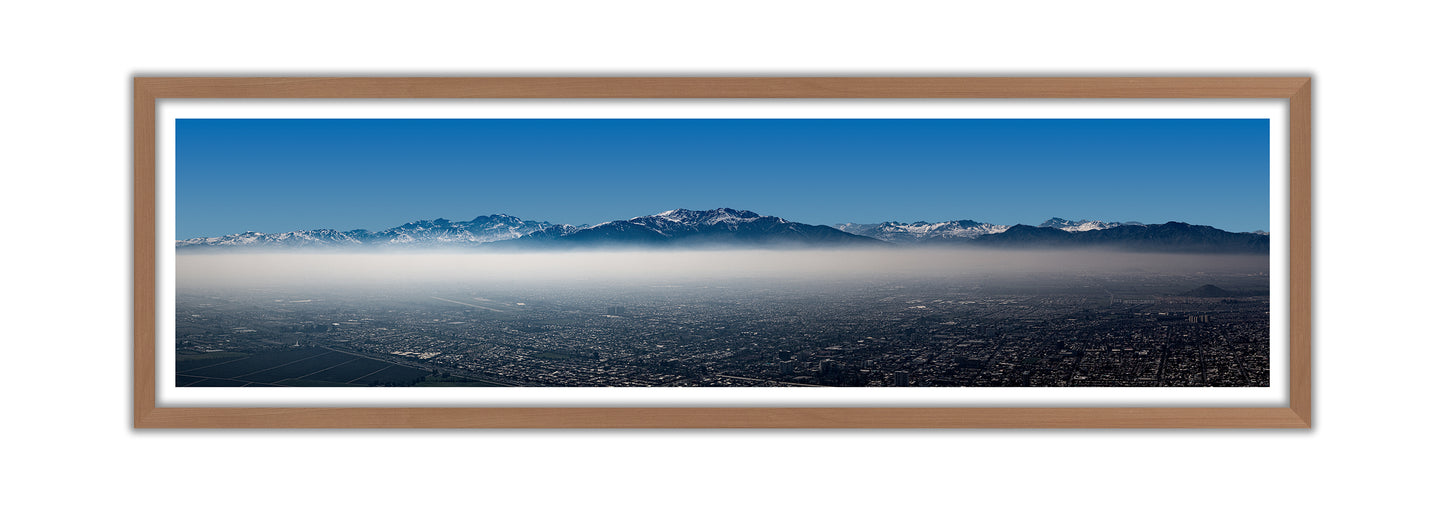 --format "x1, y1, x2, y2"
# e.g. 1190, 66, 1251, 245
173, 118, 1271, 388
